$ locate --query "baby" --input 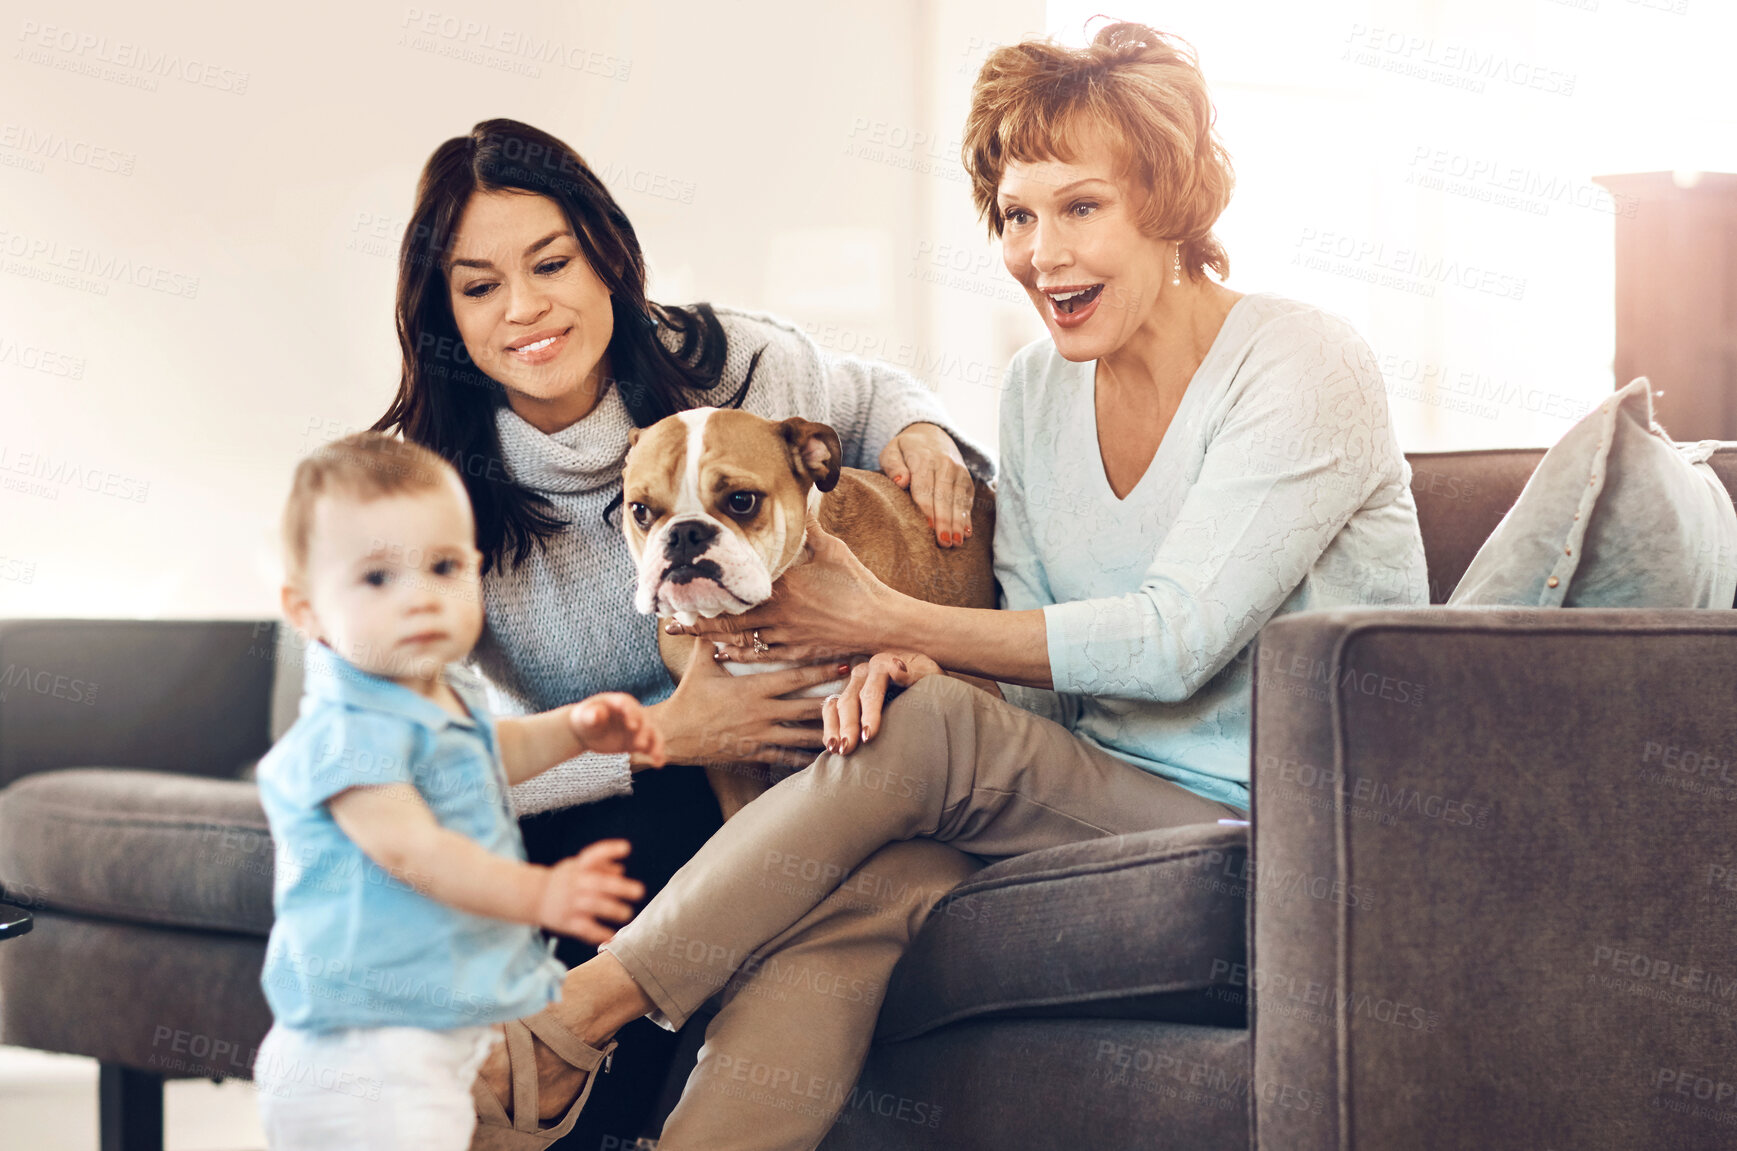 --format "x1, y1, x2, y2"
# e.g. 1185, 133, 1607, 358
252, 431, 664, 1150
